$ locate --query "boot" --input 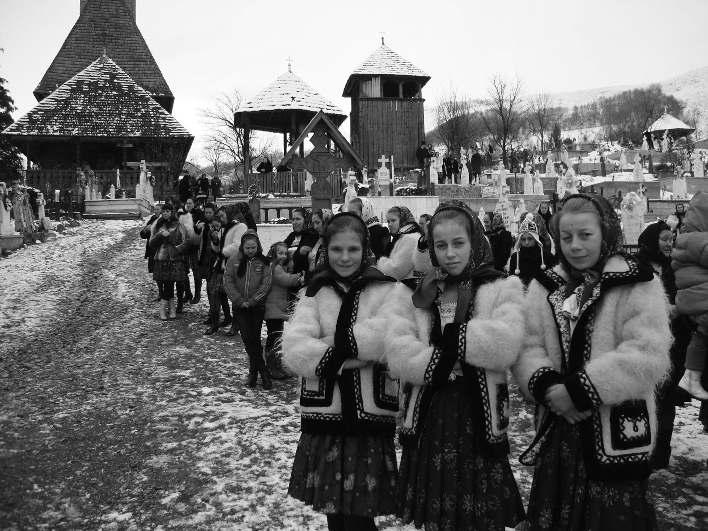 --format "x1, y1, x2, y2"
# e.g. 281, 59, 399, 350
168, 298, 177, 320
266, 347, 289, 380
678, 370, 708, 400
204, 310, 219, 335
159, 299, 168, 321
176, 296, 184, 314
191, 278, 202, 304
260, 366, 273, 390
246, 357, 258, 388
